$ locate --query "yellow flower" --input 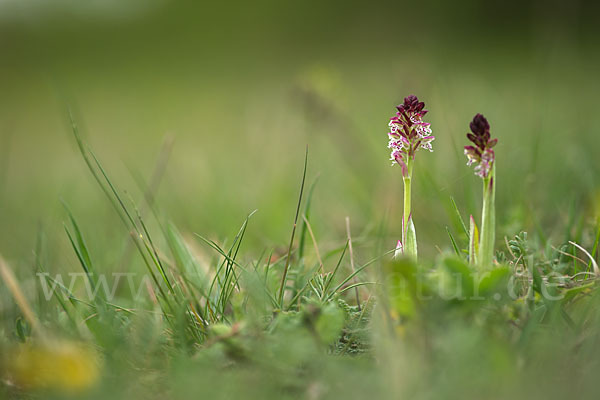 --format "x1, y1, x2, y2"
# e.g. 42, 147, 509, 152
6, 341, 100, 393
